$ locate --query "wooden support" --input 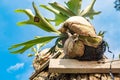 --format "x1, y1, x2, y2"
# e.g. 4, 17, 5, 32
29, 51, 62, 80
49, 59, 120, 73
